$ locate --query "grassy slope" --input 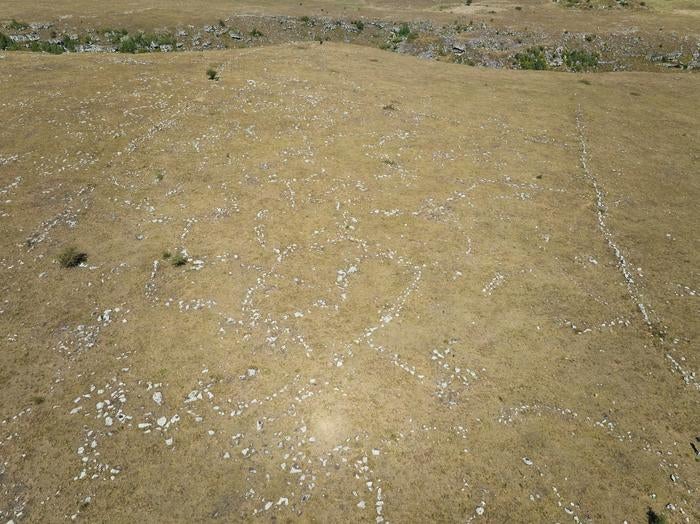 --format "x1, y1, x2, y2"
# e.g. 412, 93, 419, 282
0, 43, 698, 522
